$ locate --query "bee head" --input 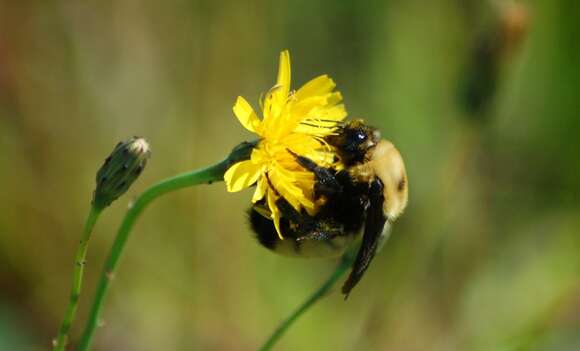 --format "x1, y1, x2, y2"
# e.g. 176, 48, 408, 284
327, 119, 380, 166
